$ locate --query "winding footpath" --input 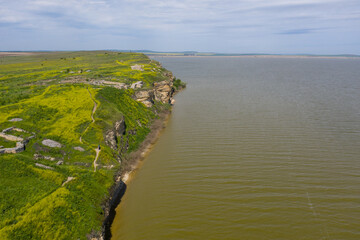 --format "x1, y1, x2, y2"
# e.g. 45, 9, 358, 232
79, 89, 98, 144
78, 88, 101, 171
94, 148, 100, 172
